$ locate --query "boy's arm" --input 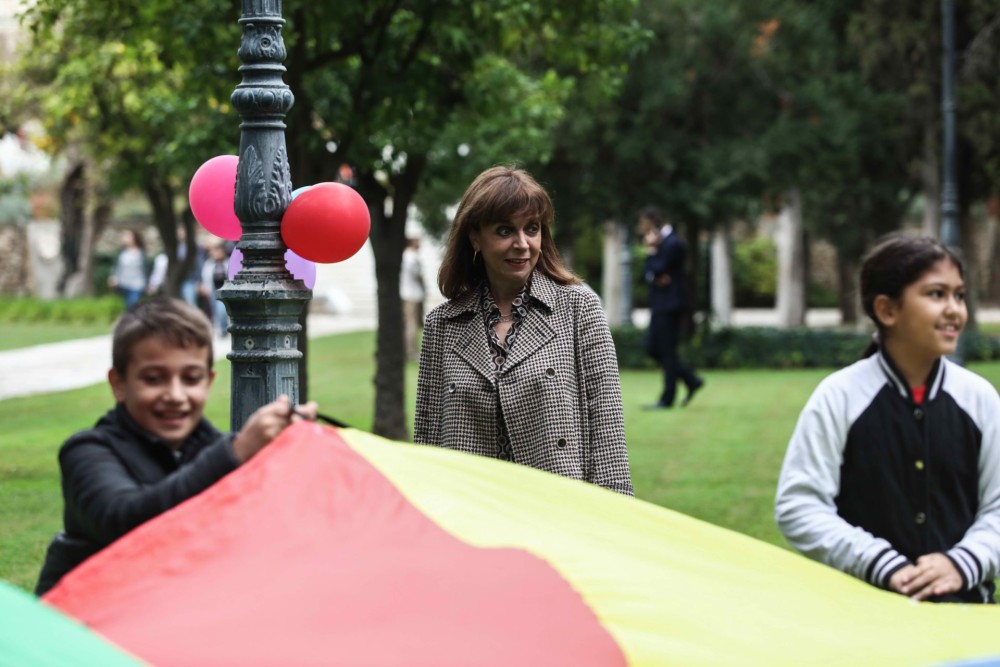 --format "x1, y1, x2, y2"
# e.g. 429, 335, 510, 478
61, 434, 240, 547
63, 397, 314, 547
